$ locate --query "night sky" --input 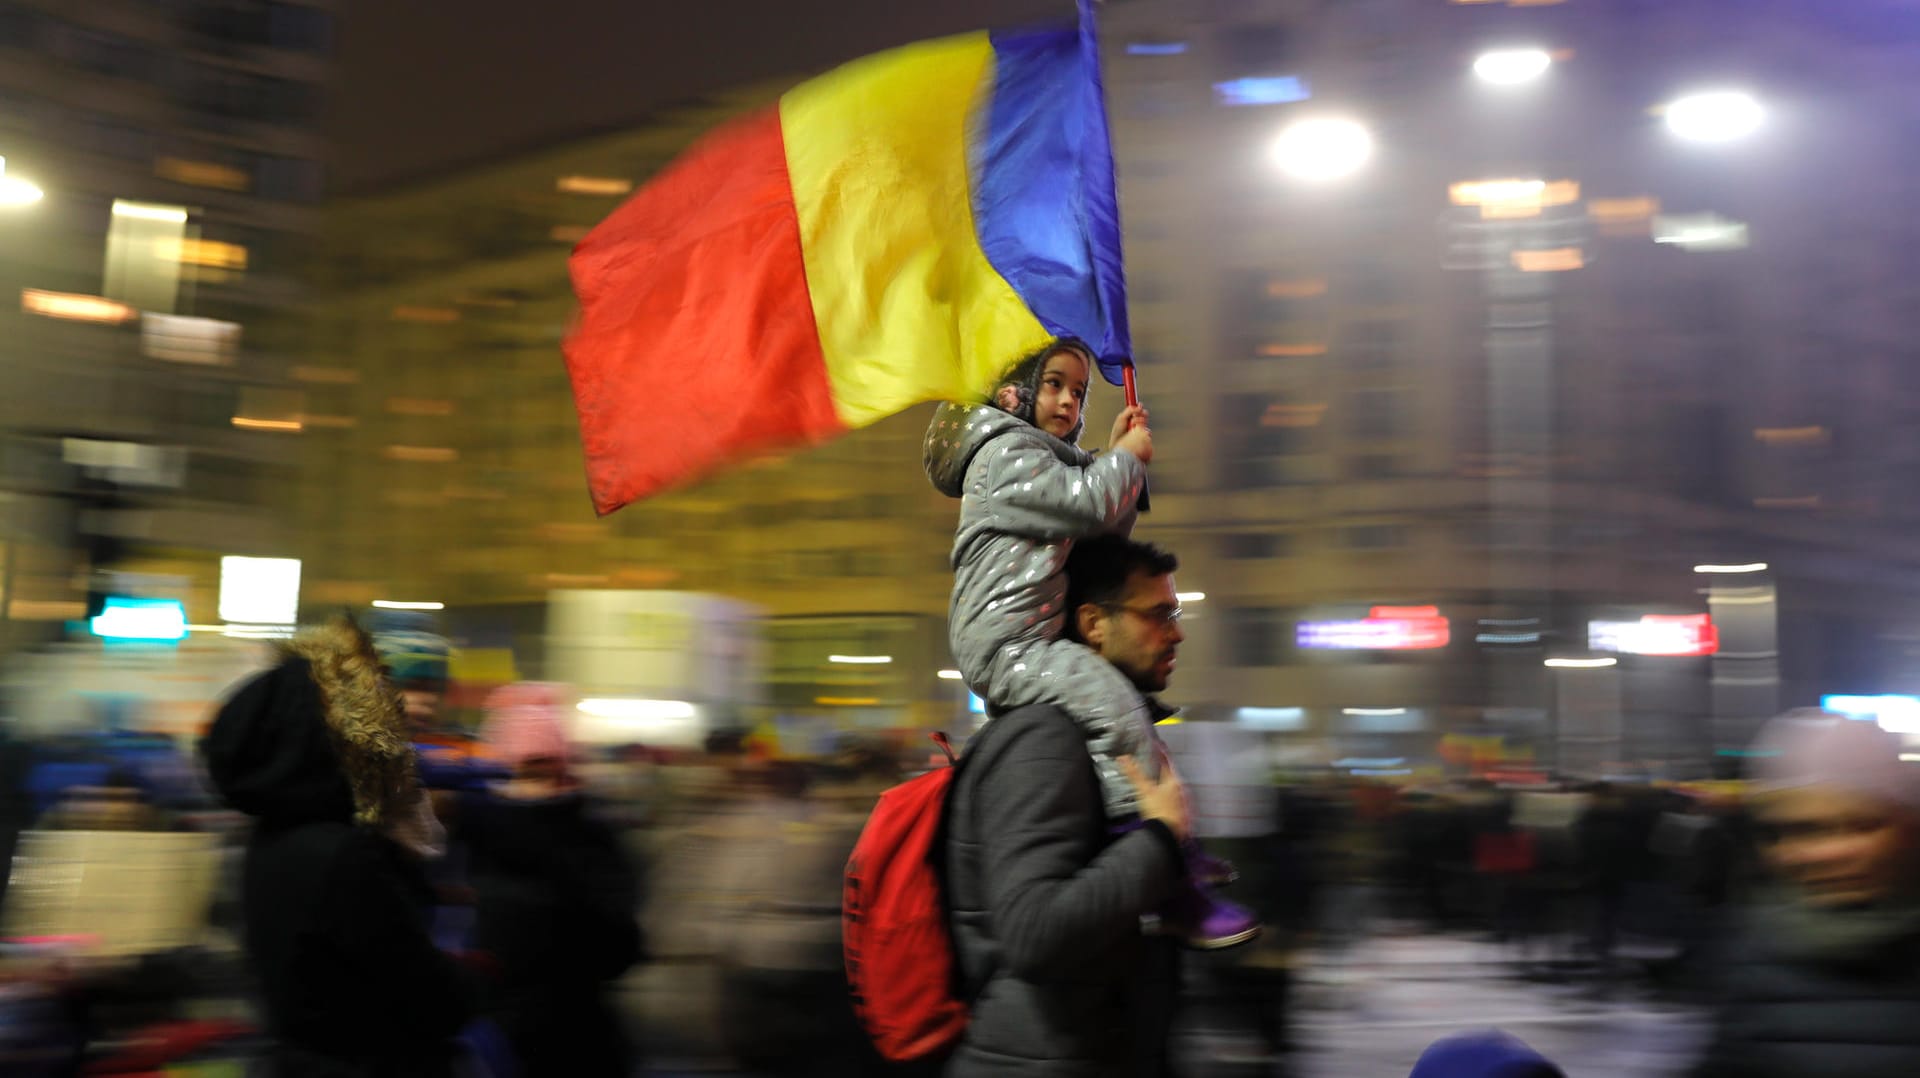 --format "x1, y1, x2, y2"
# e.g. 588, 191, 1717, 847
328, 0, 1076, 192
